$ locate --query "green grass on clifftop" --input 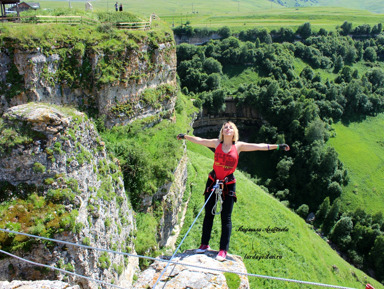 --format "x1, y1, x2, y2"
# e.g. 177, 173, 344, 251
176, 135, 383, 288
